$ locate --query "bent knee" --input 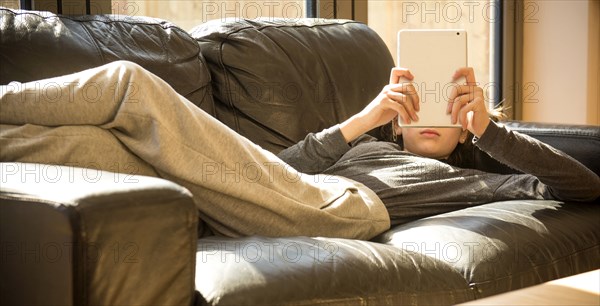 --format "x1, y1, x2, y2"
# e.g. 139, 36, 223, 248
105, 60, 150, 81
103, 60, 155, 97
107, 60, 144, 71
